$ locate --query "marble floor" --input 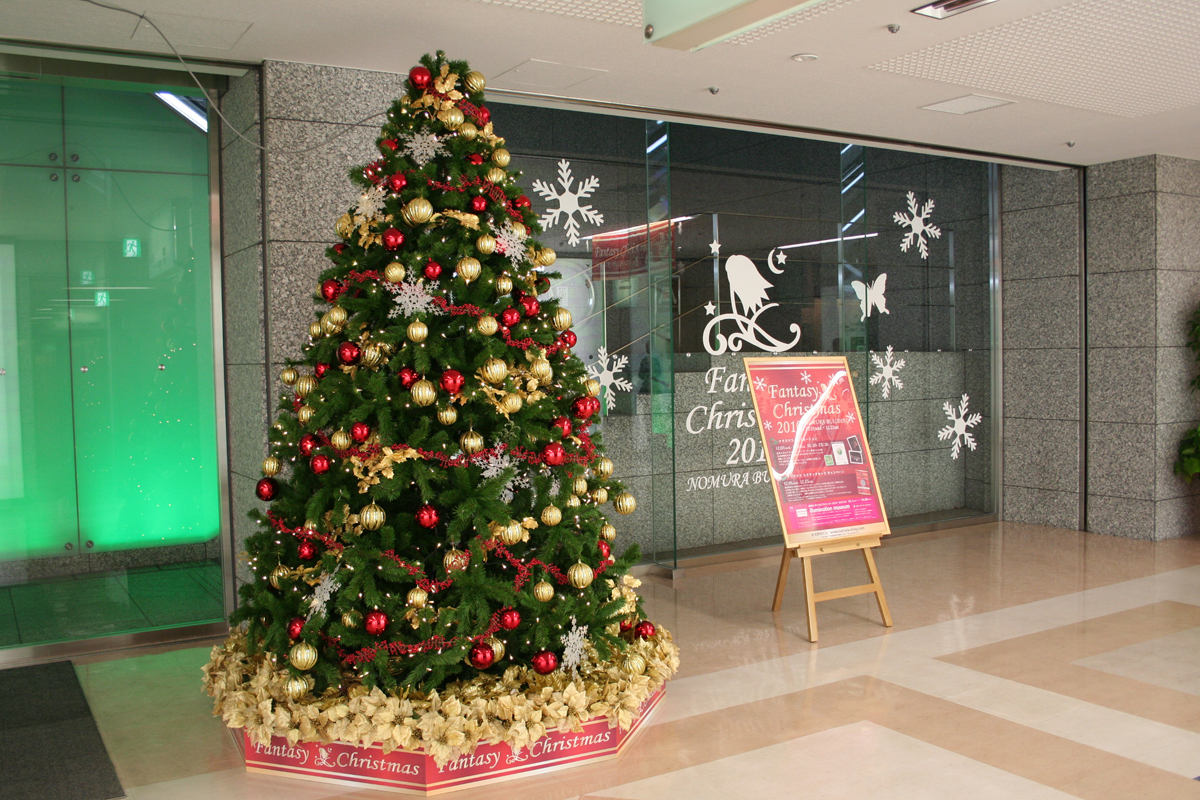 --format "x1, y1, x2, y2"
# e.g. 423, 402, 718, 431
68, 521, 1200, 799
